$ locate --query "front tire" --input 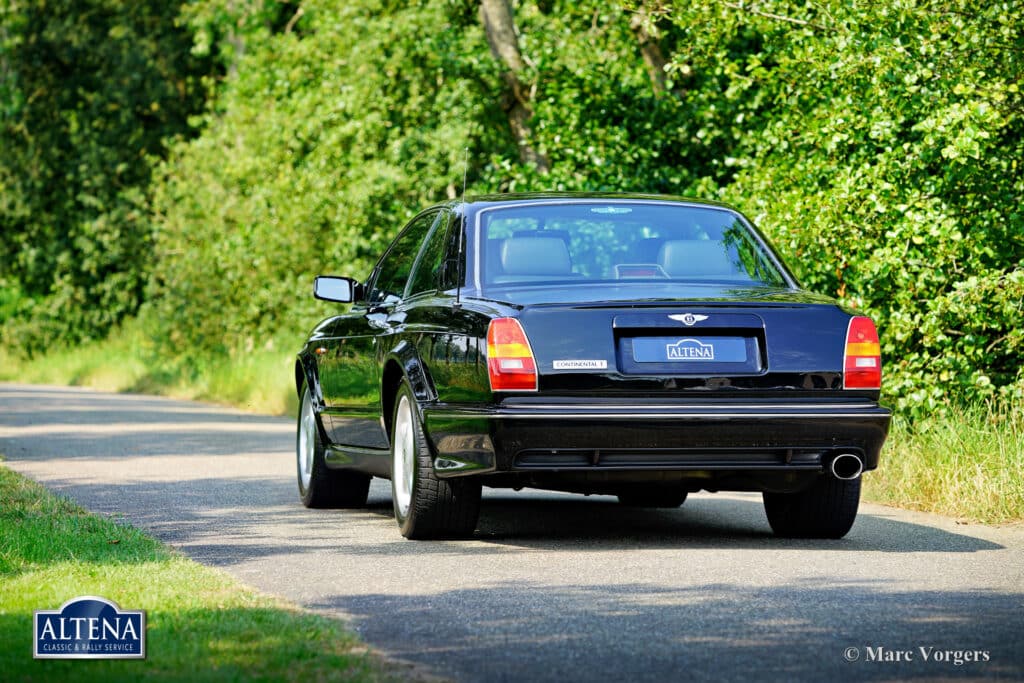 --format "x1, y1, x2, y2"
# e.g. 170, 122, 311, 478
763, 475, 861, 539
297, 382, 371, 509
391, 382, 481, 539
